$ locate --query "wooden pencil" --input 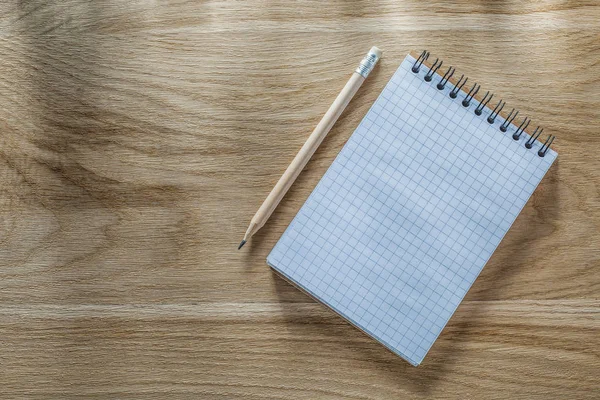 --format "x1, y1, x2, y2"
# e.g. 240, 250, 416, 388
239, 46, 382, 249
